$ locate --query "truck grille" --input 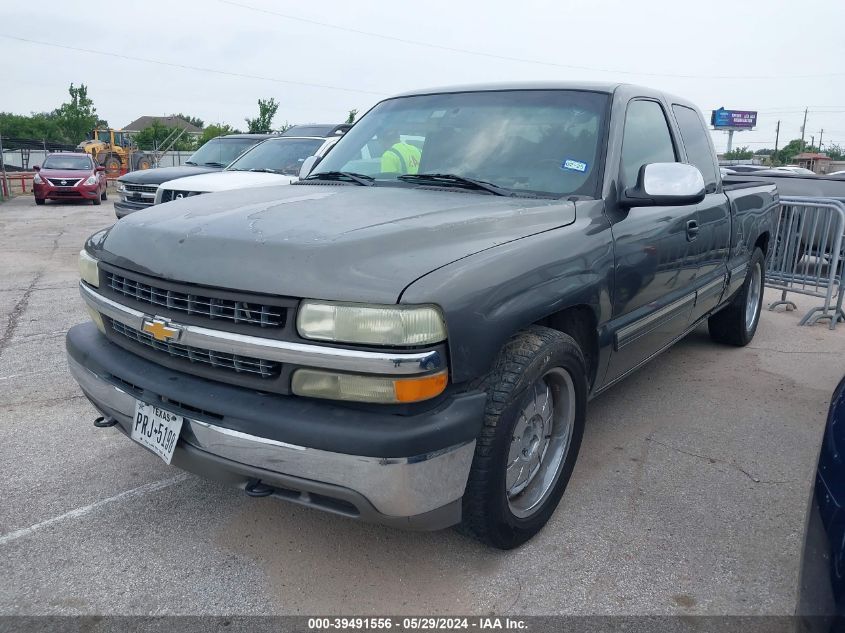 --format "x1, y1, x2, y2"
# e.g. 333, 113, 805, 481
110, 319, 280, 379
159, 190, 202, 203
47, 178, 82, 187
104, 271, 286, 328
124, 184, 157, 194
